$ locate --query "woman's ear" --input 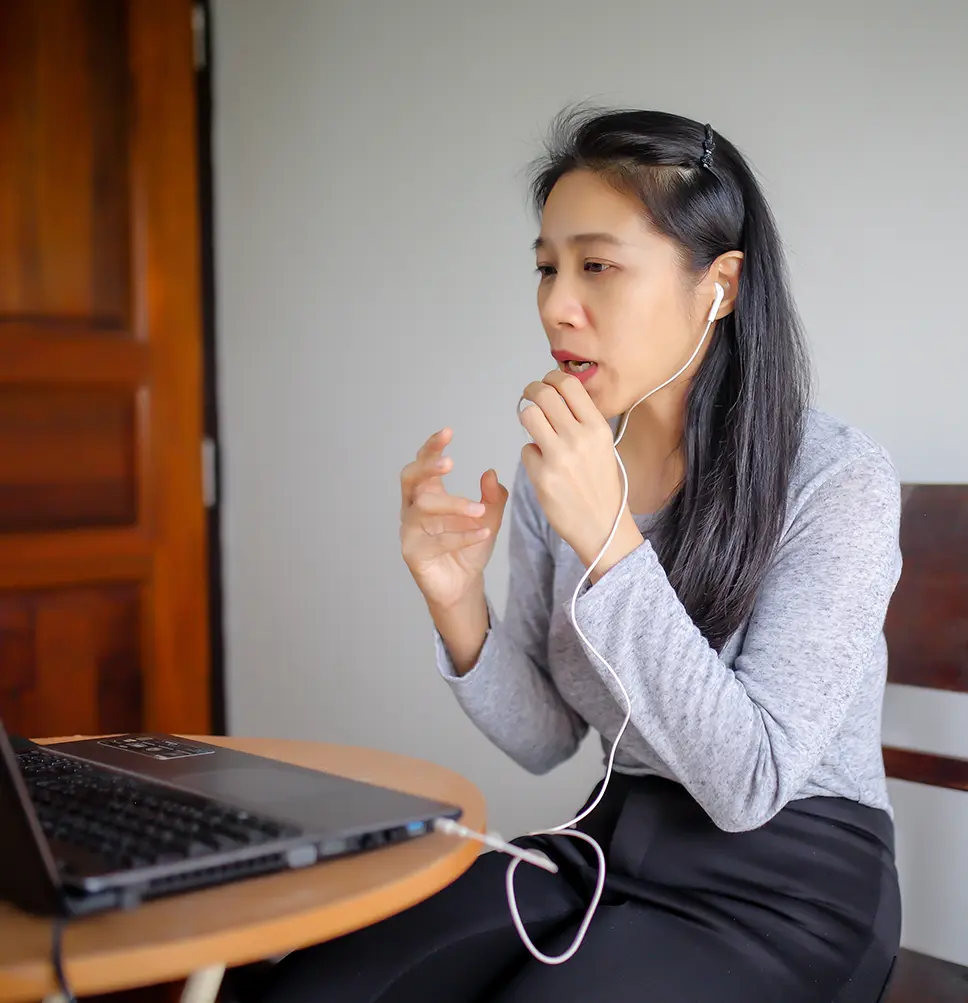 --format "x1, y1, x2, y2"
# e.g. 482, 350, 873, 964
712, 251, 744, 318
